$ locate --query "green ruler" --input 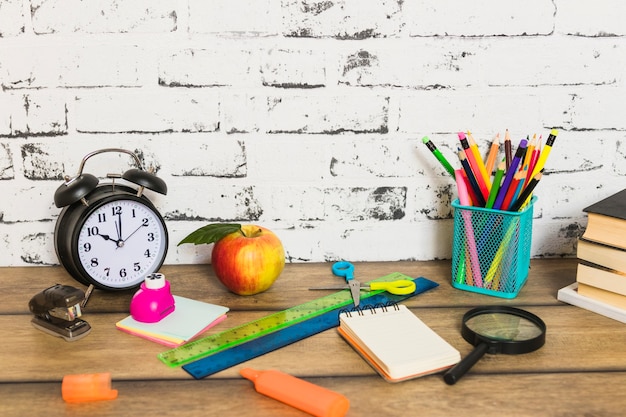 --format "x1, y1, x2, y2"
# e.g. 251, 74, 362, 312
158, 272, 415, 367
